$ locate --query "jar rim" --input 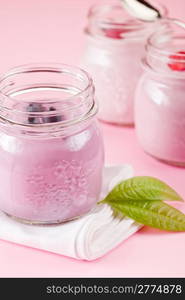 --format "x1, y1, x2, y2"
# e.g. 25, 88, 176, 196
147, 20, 185, 56
145, 19, 185, 77
85, 2, 168, 41
0, 63, 97, 134
0, 63, 93, 104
